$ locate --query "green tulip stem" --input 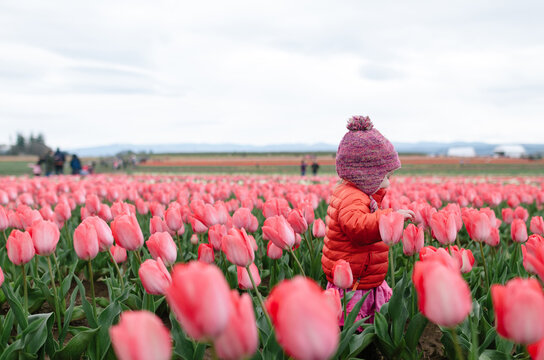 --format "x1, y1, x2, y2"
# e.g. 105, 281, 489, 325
342, 289, 348, 323
47, 255, 62, 333
479, 242, 490, 288
389, 247, 396, 289
108, 248, 125, 292
450, 328, 464, 360
287, 248, 306, 277
22, 263, 28, 316
246, 264, 273, 329
303, 233, 315, 263
88, 260, 97, 319
175, 234, 183, 262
